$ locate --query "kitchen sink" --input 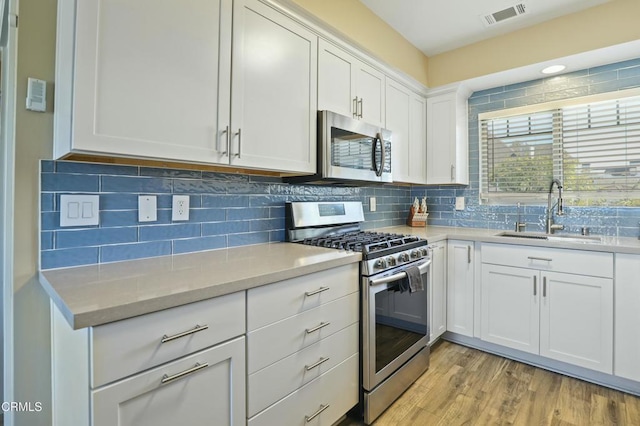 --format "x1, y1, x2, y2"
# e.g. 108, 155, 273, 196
497, 231, 603, 244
